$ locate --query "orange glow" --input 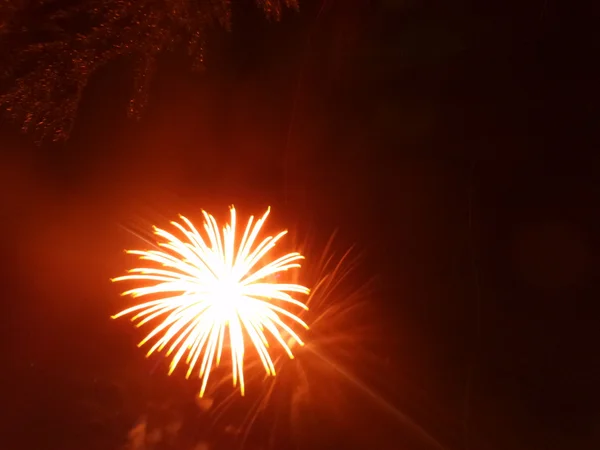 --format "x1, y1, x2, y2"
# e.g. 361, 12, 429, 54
112, 206, 310, 397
